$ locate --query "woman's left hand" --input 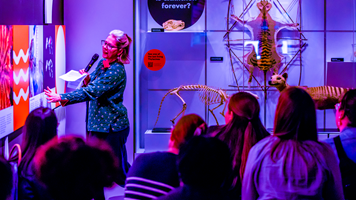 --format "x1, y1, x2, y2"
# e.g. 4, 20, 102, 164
44, 87, 61, 102
79, 69, 89, 75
